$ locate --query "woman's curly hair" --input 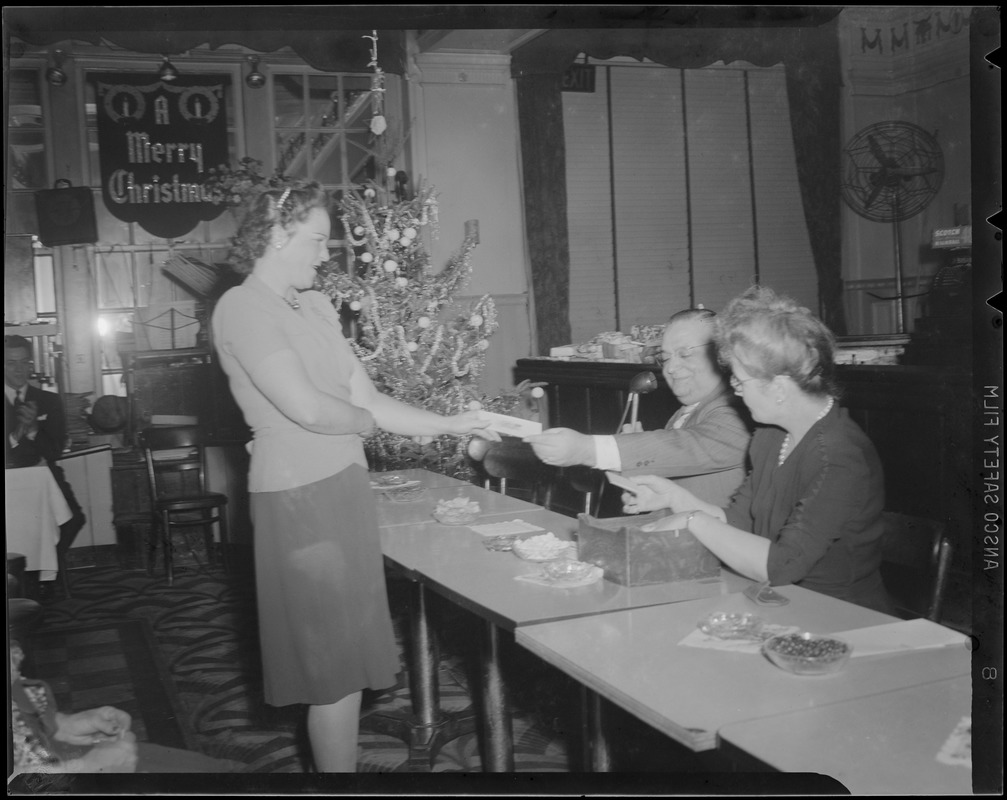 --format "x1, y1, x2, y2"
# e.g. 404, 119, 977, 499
715, 285, 840, 398
227, 181, 330, 275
